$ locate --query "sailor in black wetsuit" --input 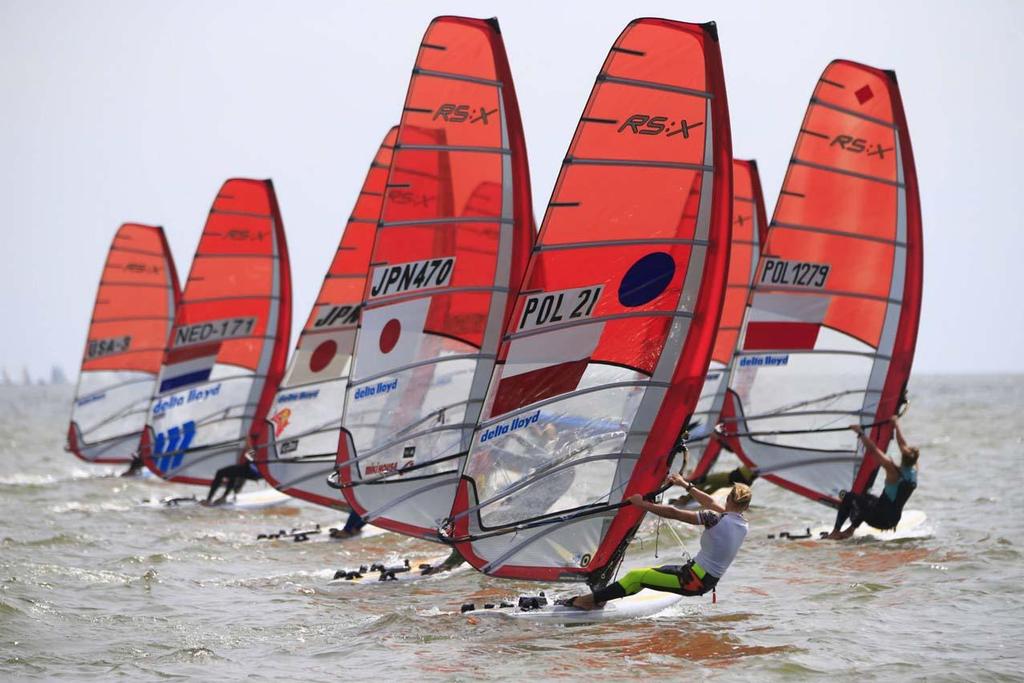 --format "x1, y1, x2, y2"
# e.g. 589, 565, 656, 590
204, 440, 262, 506
120, 452, 144, 478
826, 416, 919, 540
